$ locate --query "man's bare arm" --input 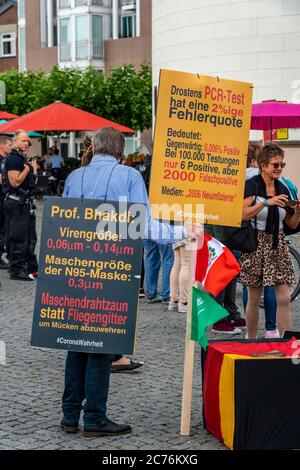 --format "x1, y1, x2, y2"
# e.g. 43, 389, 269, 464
8, 166, 30, 189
